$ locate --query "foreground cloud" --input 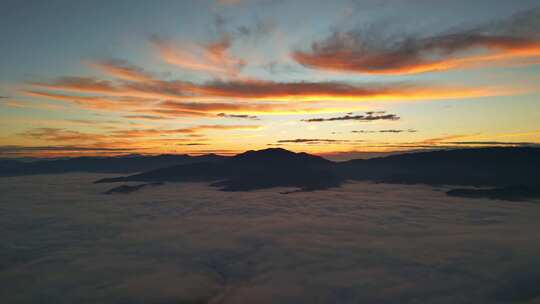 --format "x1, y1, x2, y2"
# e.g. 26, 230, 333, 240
293, 8, 540, 75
